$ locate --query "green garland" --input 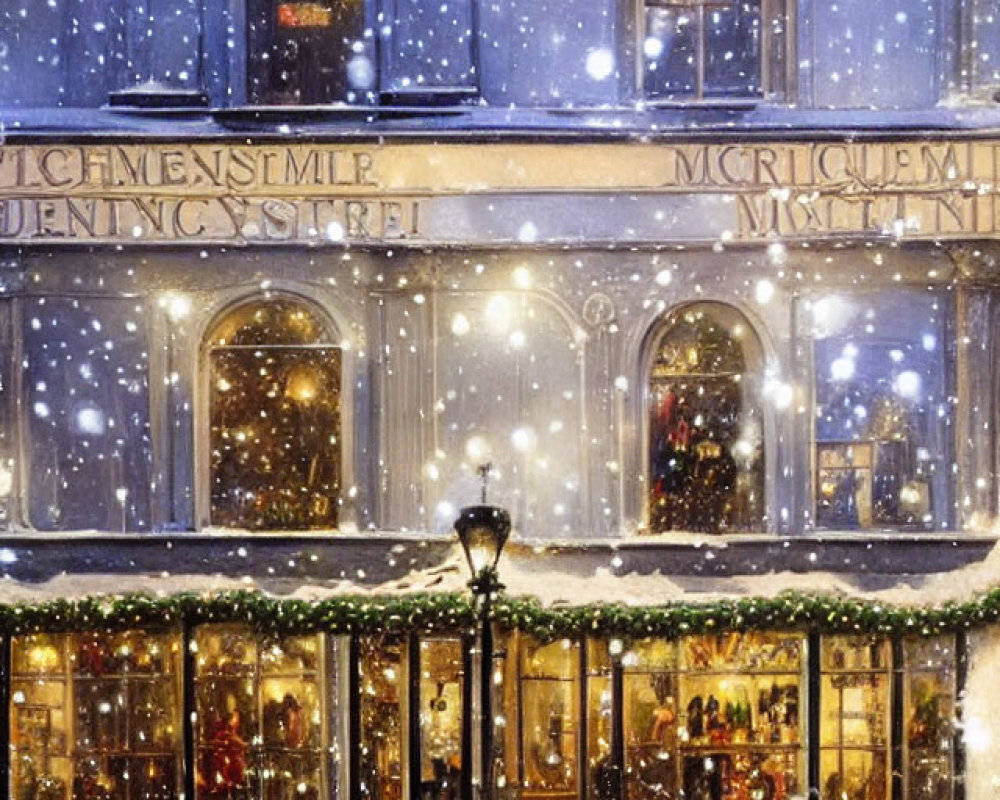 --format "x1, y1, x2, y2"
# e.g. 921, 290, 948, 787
0, 591, 477, 637
1, 588, 999, 640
